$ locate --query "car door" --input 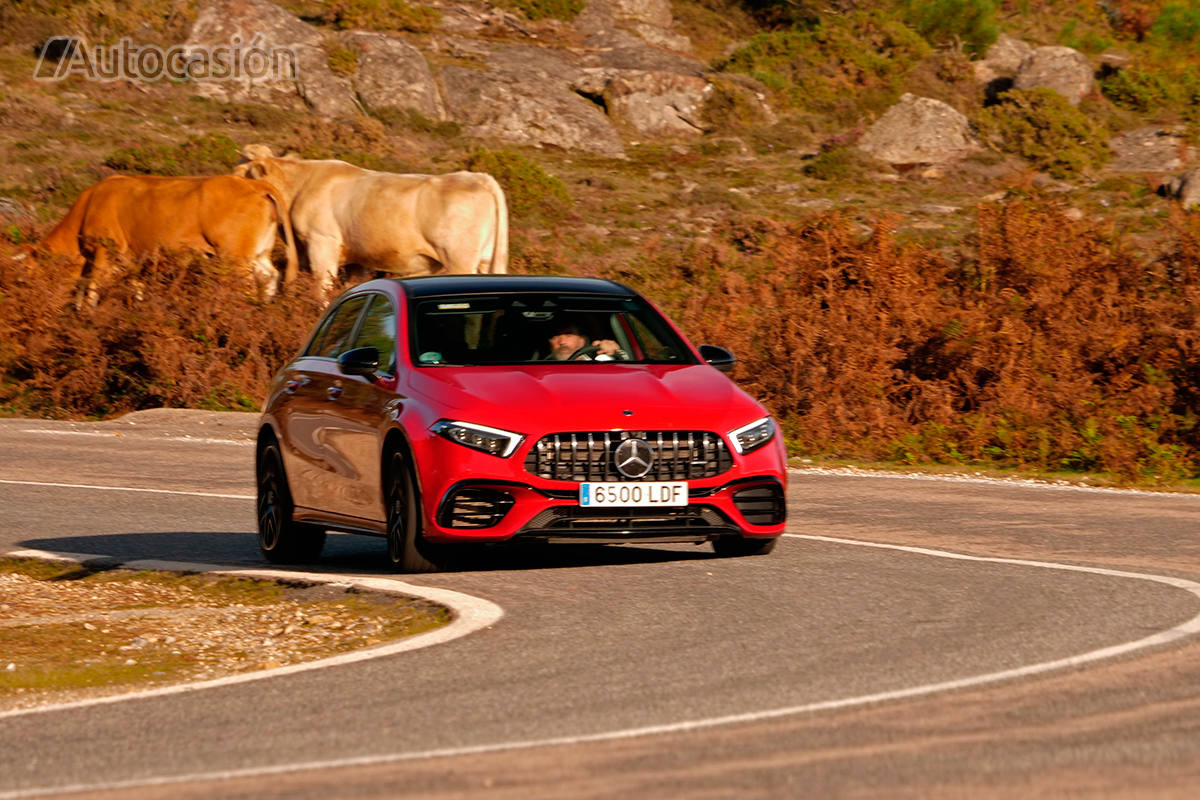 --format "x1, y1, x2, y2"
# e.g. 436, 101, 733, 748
277, 293, 370, 515
321, 292, 400, 523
